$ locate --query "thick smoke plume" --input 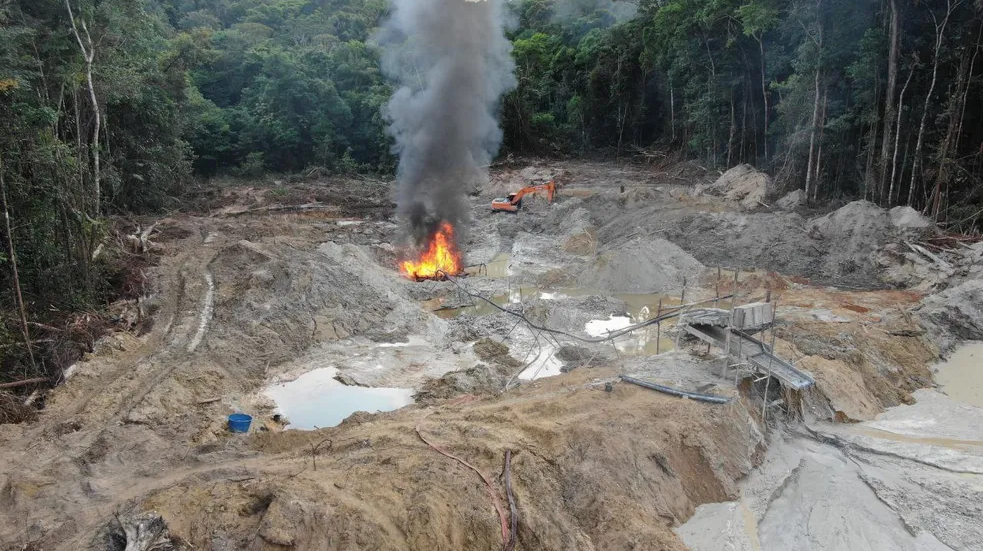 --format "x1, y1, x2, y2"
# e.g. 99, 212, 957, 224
378, 0, 515, 246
